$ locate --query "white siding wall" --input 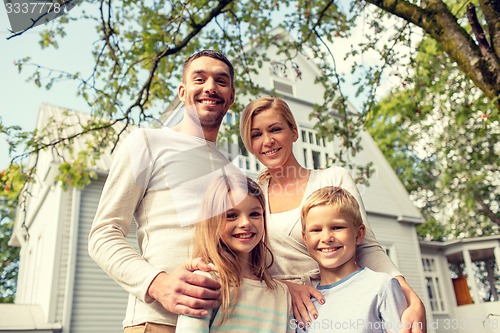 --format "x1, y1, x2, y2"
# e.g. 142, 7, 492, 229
368, 214, 429, 308
15, 185, 63, 323
53, 189, 72, 323
69, 177, 138, 333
